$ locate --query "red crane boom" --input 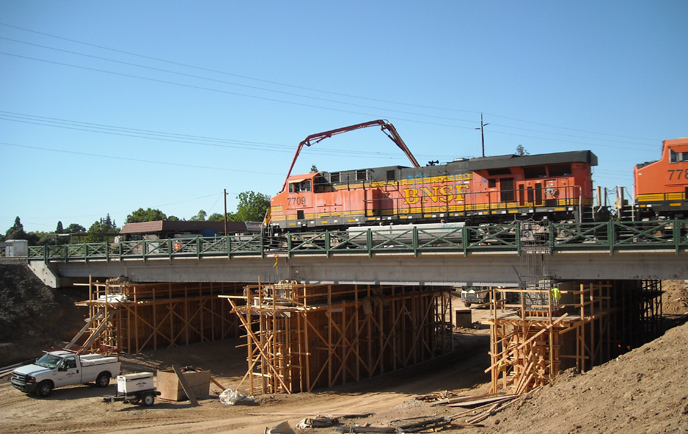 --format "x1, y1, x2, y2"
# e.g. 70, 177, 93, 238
280, 119, 420, 192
